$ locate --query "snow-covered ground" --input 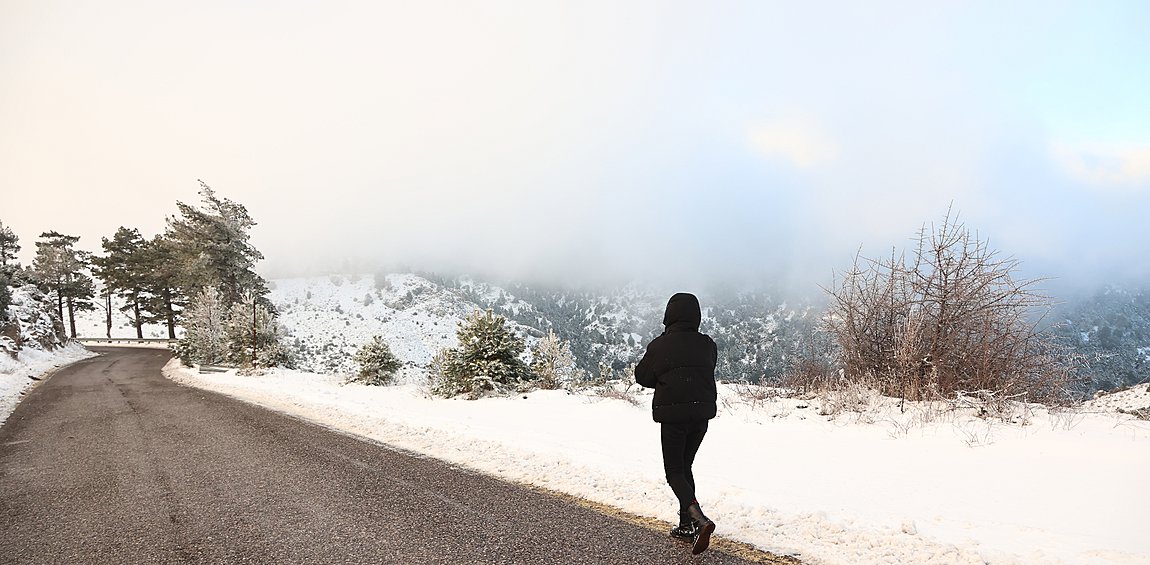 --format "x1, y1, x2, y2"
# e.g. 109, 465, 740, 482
0, 344, 96, 426
162, 361, 1150, 565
